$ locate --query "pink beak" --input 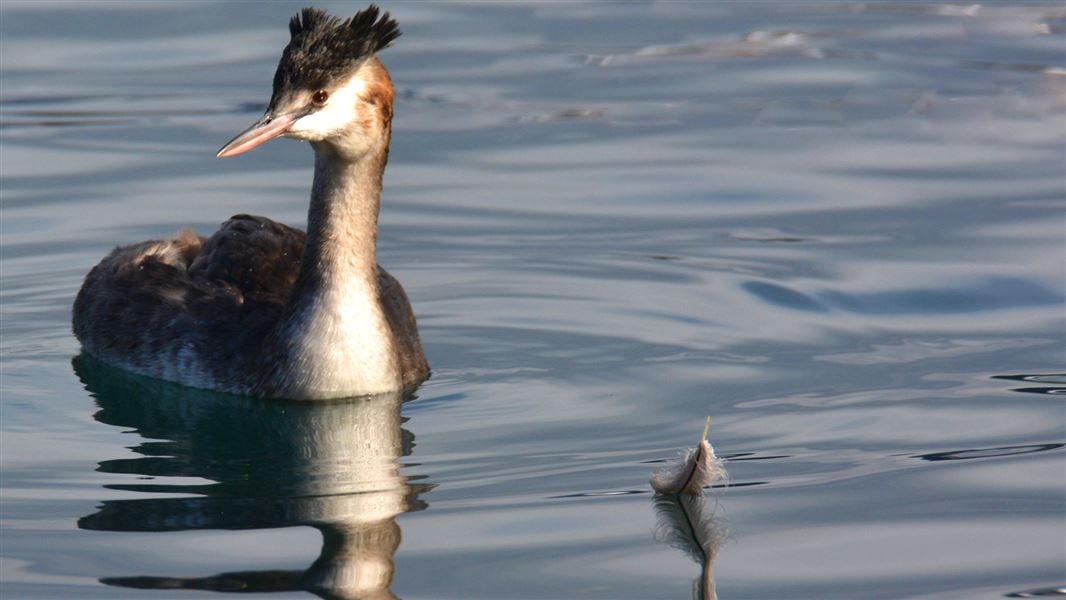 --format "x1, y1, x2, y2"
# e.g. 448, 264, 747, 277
216, 112, 297, 158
